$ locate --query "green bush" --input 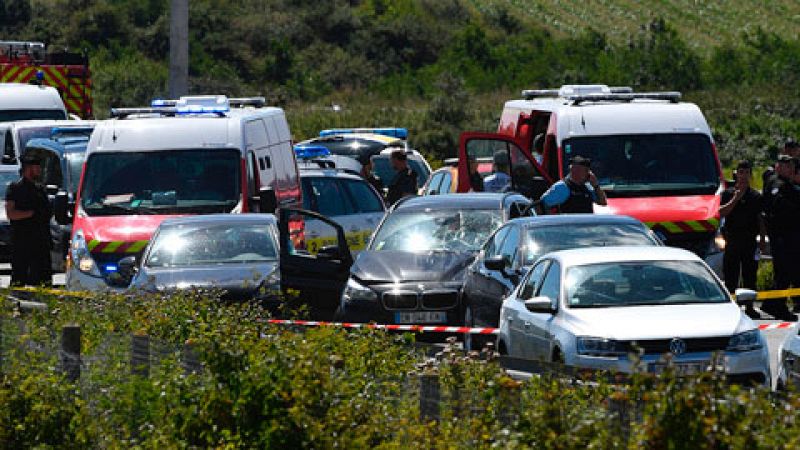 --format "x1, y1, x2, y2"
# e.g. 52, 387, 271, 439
2, 289, 800, 447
